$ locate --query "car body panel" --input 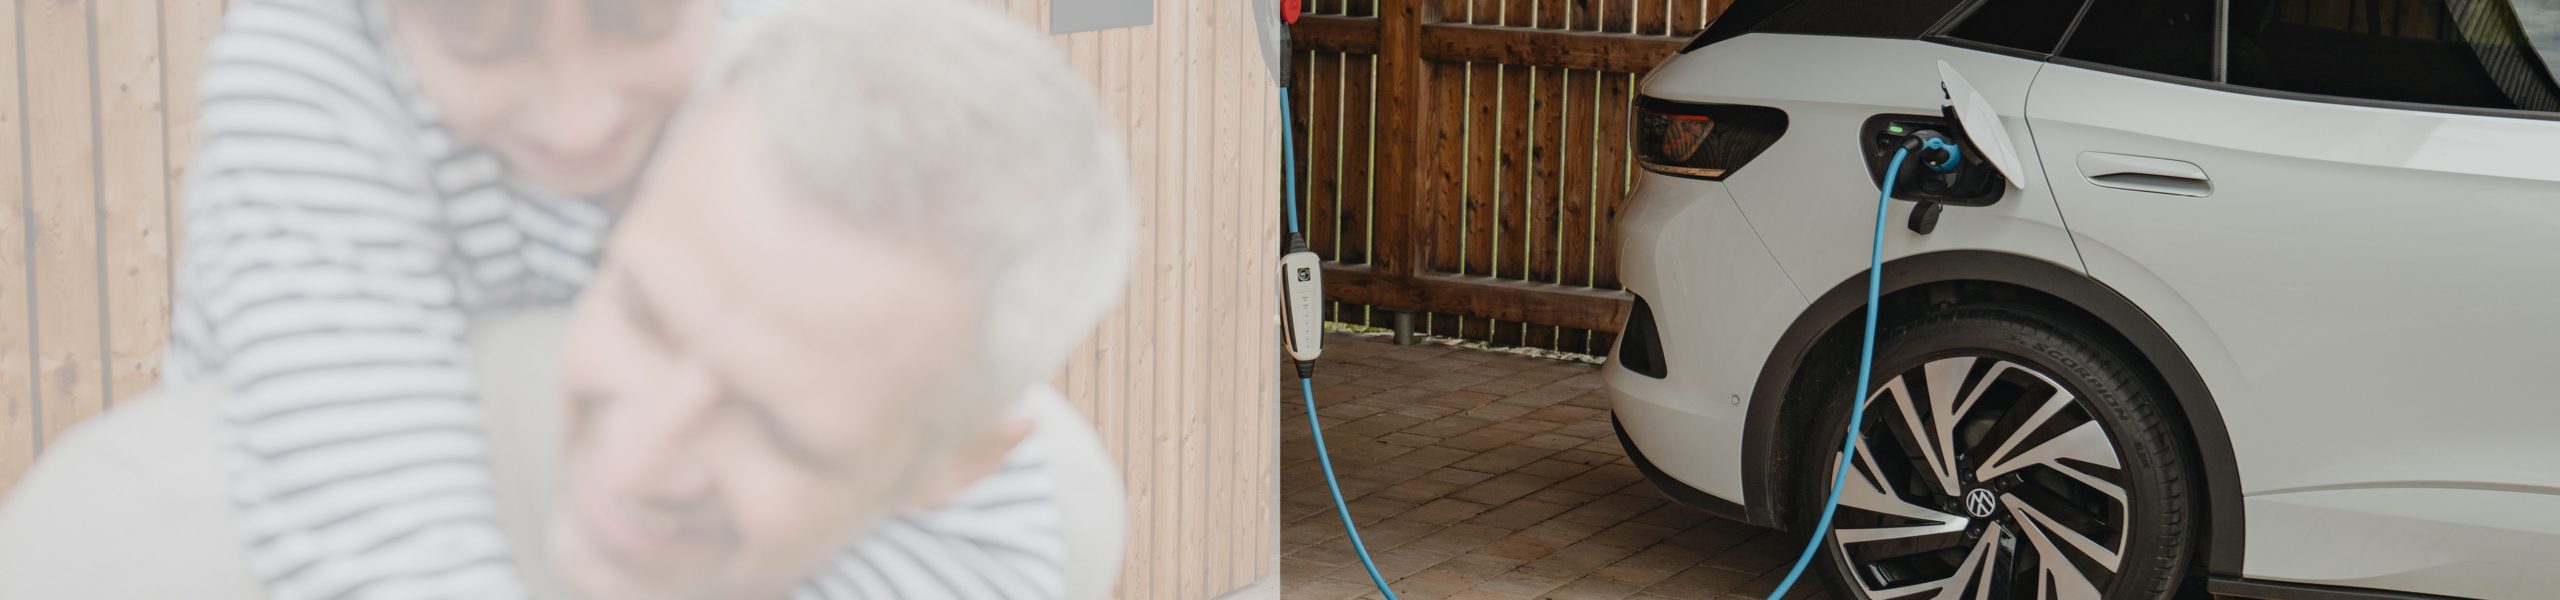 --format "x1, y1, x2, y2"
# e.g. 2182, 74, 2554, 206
1608, 33, 2086, 509
1605, 177, 1805, 503
2027, 63, 2560, 593
2244, 487, 2560, 599
1641, 34, 2085, 295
